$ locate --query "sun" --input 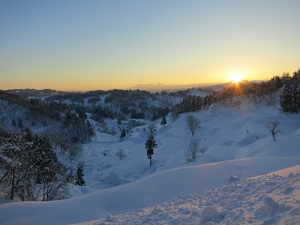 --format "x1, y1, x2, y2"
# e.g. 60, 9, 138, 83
231, 74, 243, 83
